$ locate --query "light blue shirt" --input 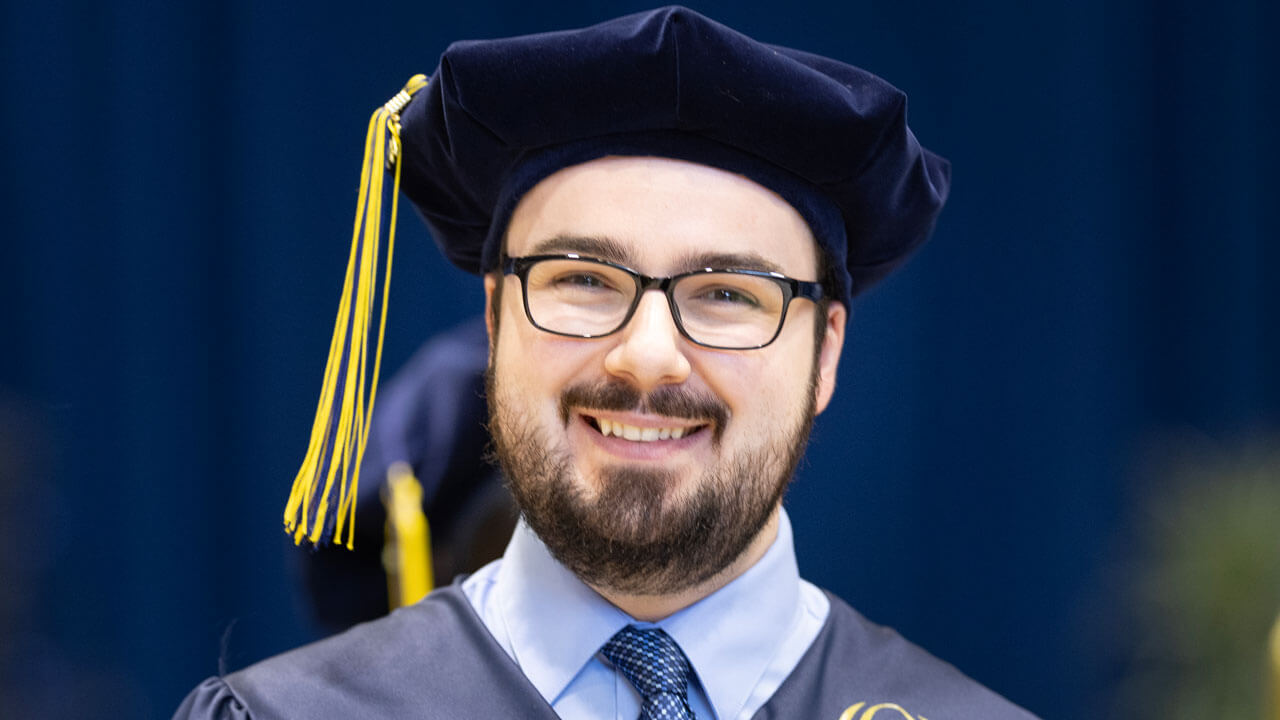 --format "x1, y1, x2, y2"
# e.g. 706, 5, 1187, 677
461, 508, 829, 720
